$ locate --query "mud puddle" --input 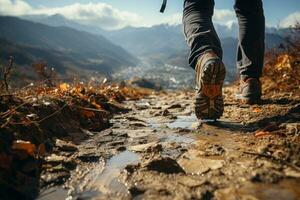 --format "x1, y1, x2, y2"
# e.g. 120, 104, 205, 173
39, 151, 140, 200
76, 150, 140, 199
